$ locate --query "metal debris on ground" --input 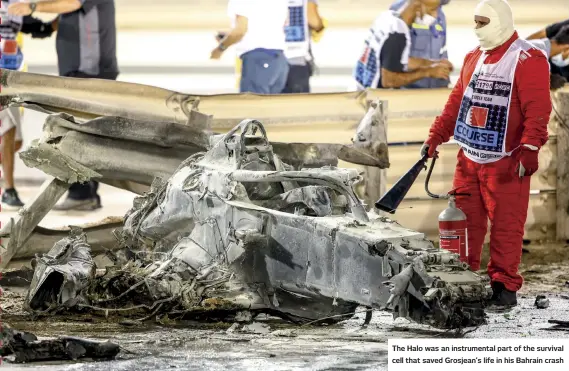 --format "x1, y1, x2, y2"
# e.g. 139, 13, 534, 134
0, 325, 120, 363
548, 320, 569, 329
241, 323, 271, 335
25, 228, 96, 312
226, 323, 240, 334
9, 118, 492, 330
534, 295, 550, 309
270, 329, 298, 337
